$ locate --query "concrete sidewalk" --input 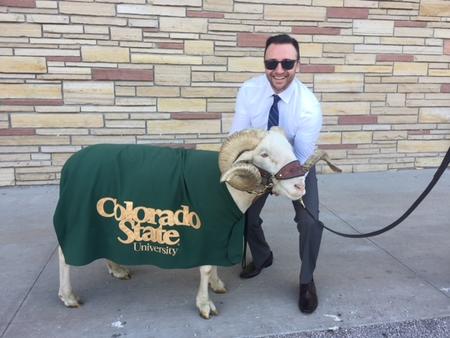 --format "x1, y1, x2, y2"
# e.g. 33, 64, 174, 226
1, 169, 449, 337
